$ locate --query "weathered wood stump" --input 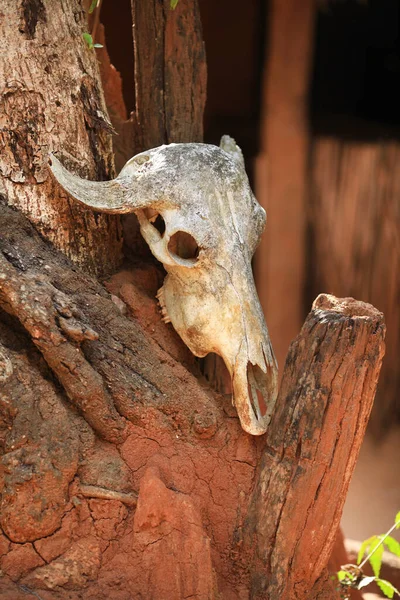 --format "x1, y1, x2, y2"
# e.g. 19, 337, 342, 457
245, 294, 385, 599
